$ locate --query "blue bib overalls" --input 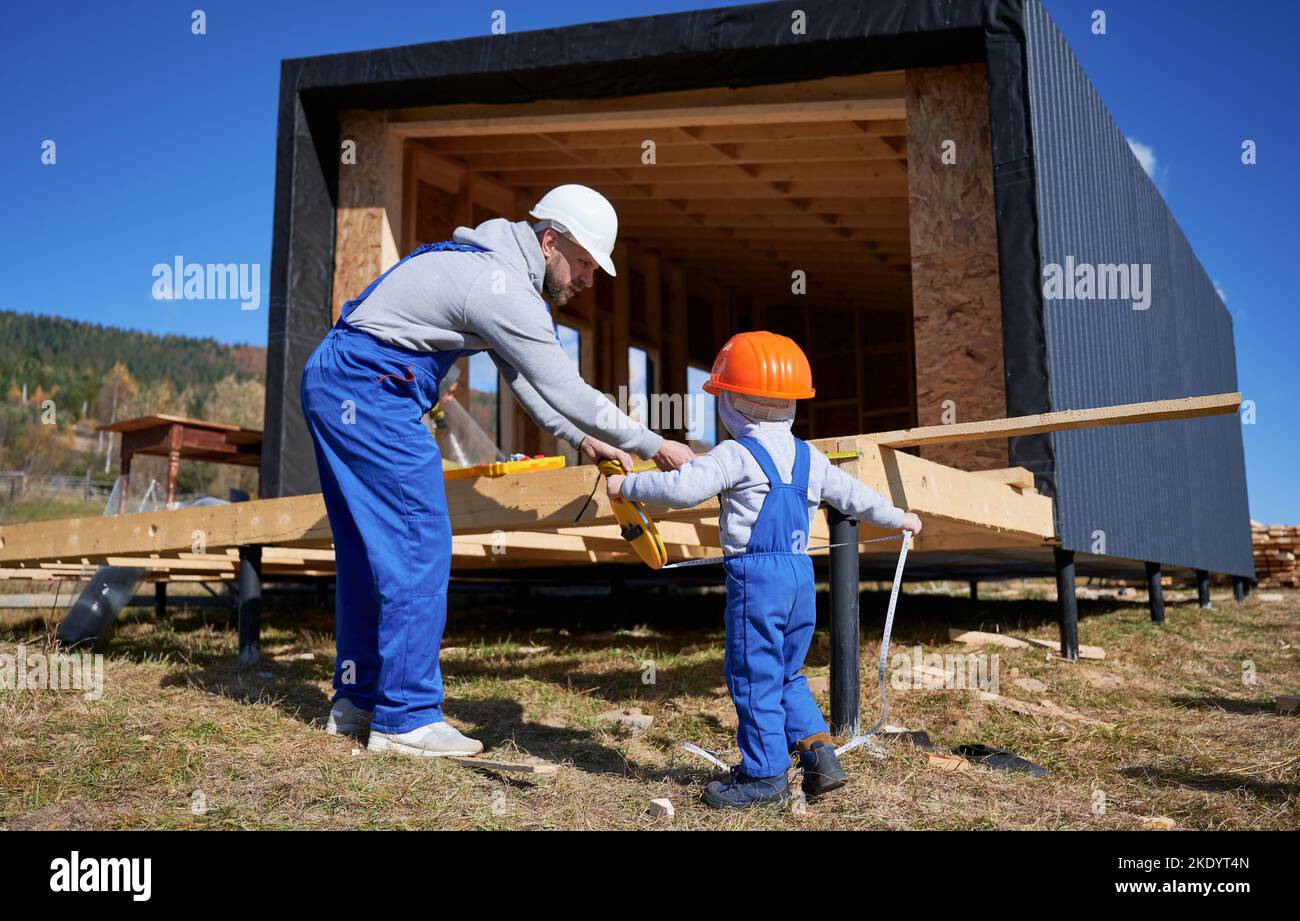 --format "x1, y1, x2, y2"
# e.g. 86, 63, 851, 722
722, 436, 830, 778
300, 241, 484, 735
